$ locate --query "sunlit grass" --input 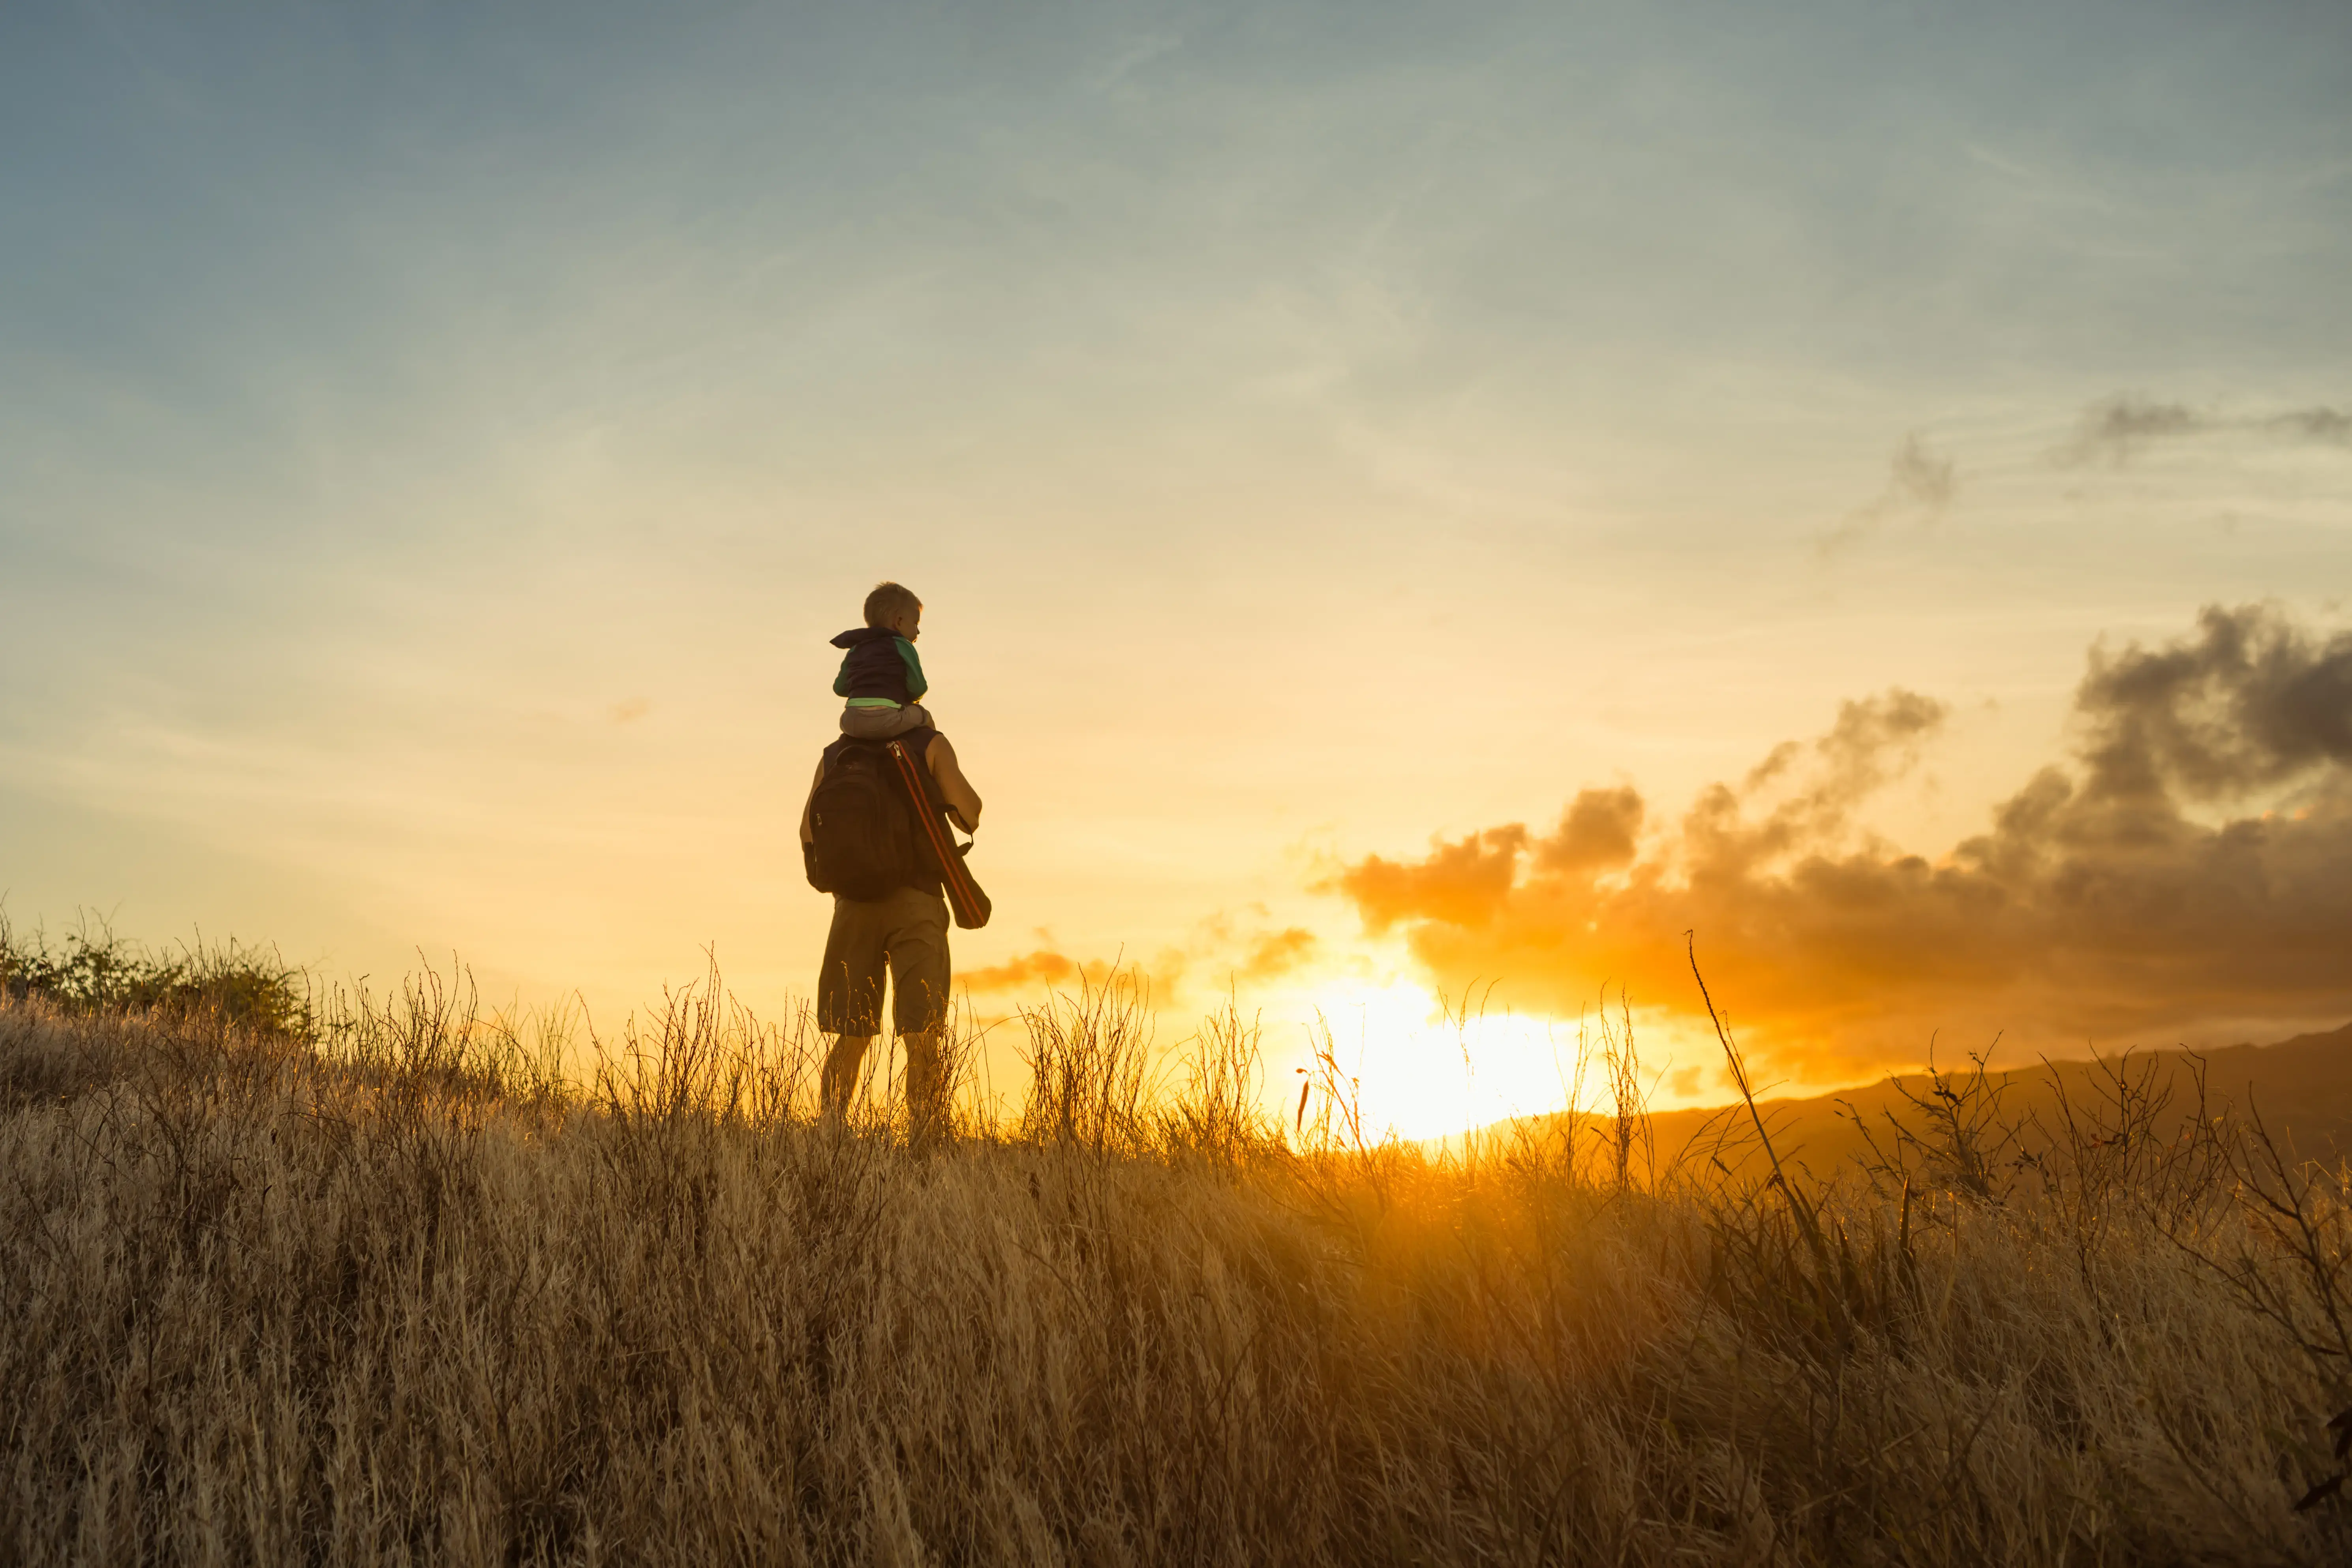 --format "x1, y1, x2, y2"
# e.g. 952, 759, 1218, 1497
4, 924, 2351, 1563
